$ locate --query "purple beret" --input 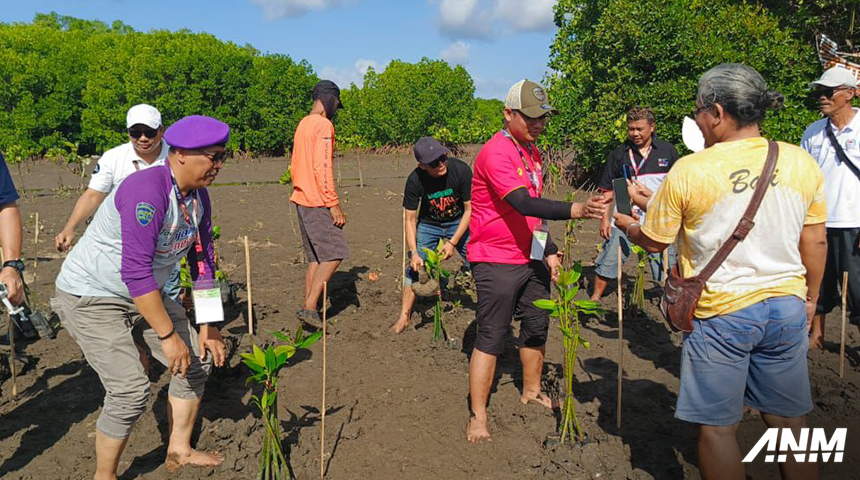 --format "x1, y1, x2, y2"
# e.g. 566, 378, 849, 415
163, 115, 230, 149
